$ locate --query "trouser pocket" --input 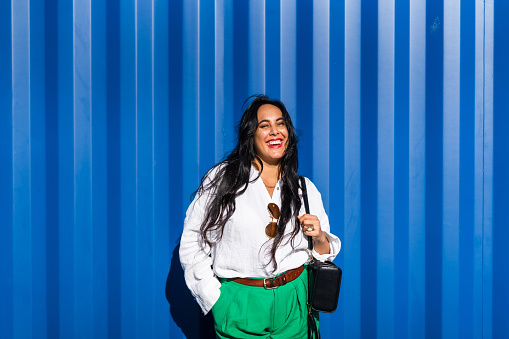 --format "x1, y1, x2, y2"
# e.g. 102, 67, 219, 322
211, 280, 241, 330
